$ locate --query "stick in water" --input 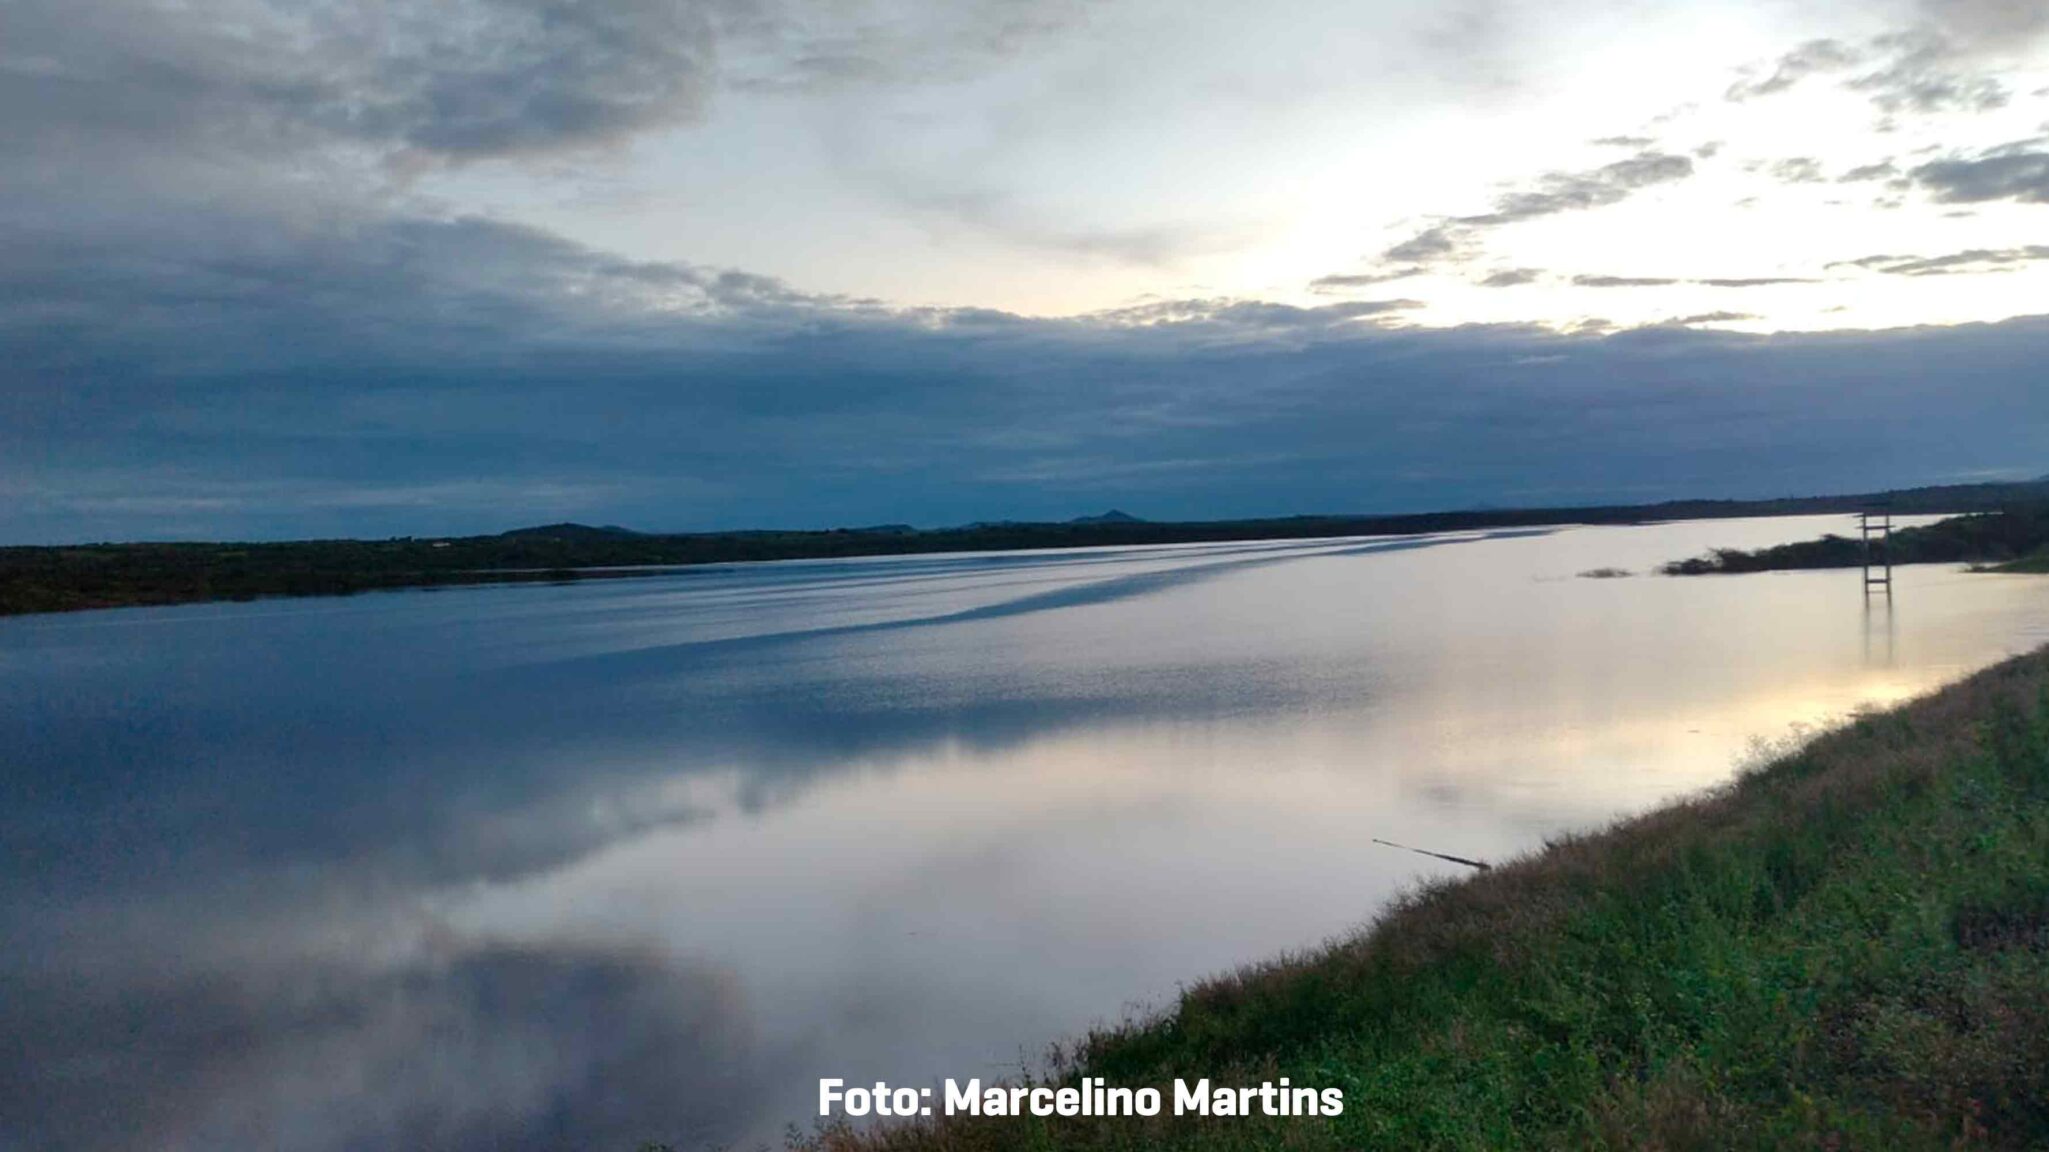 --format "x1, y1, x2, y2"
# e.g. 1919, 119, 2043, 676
1373, 838, 1491, 870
